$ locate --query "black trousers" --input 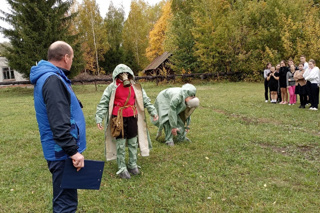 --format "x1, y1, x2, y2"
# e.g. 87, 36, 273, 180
115, 116, 138, 139
264, 79, 269, 100
306, 81, 312, 104
277, 81, 281, 102
299, 94, 307, 106
310, 83, 319, 108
